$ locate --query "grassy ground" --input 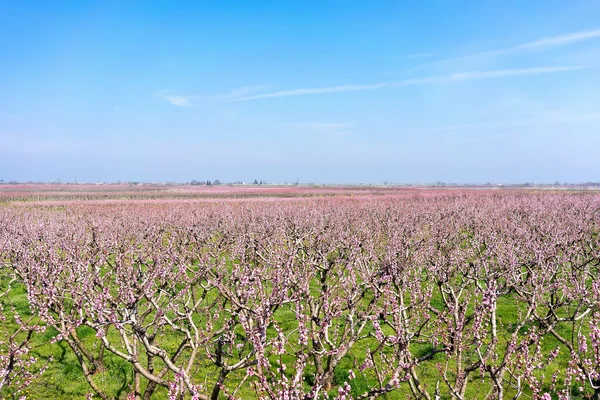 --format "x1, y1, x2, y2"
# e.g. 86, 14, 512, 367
0, 275, 589, 399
